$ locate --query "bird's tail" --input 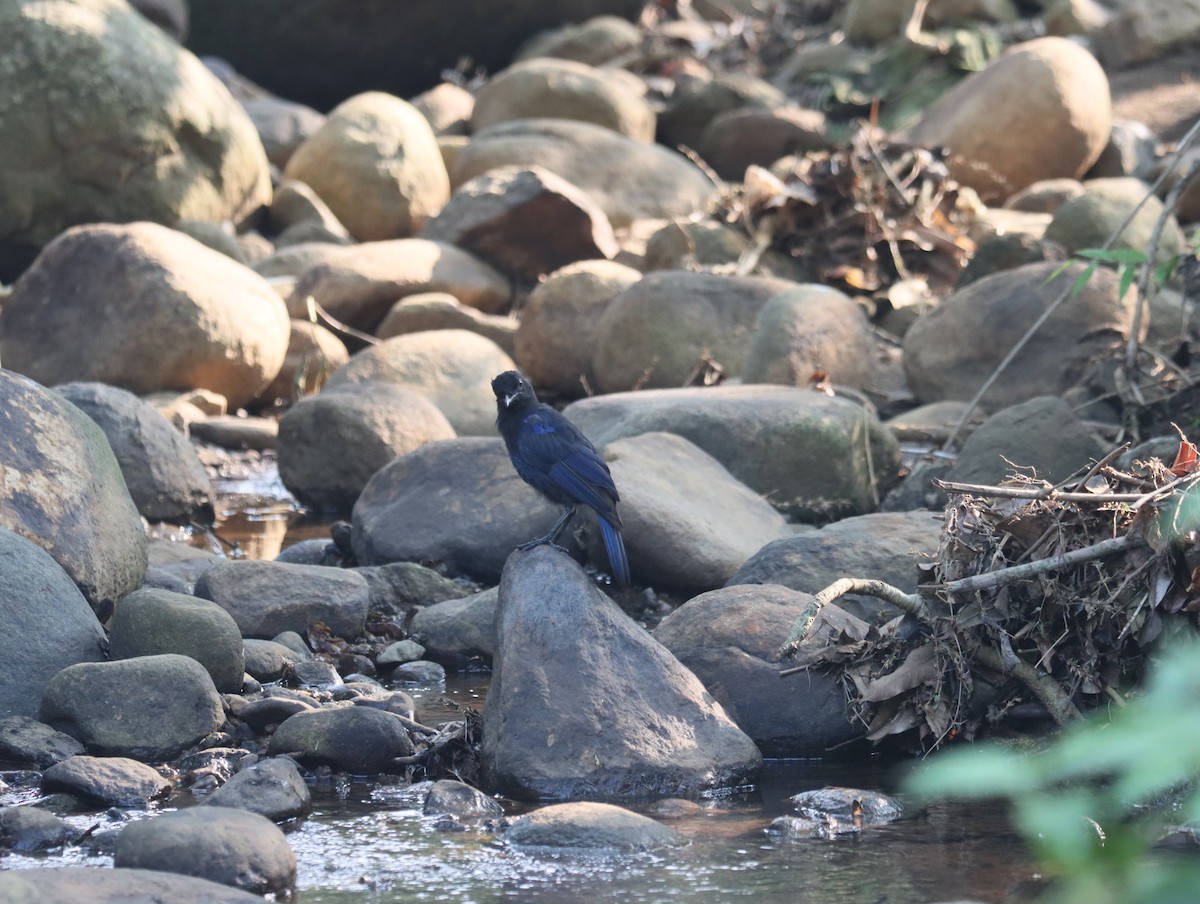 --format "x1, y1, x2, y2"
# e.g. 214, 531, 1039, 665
599, 517, 631, 587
